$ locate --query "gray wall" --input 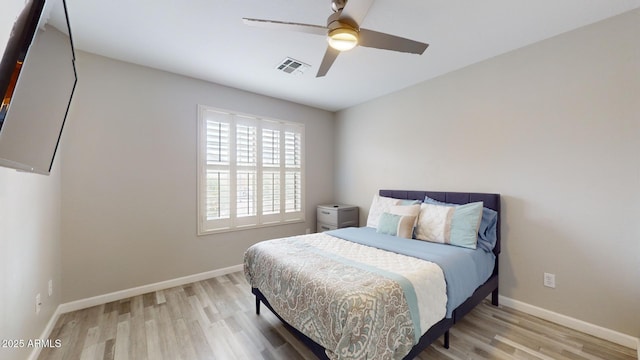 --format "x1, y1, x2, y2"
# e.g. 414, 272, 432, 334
334, 10, 639, 337
0, 161, 62, 360
60, 52, 335, 302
